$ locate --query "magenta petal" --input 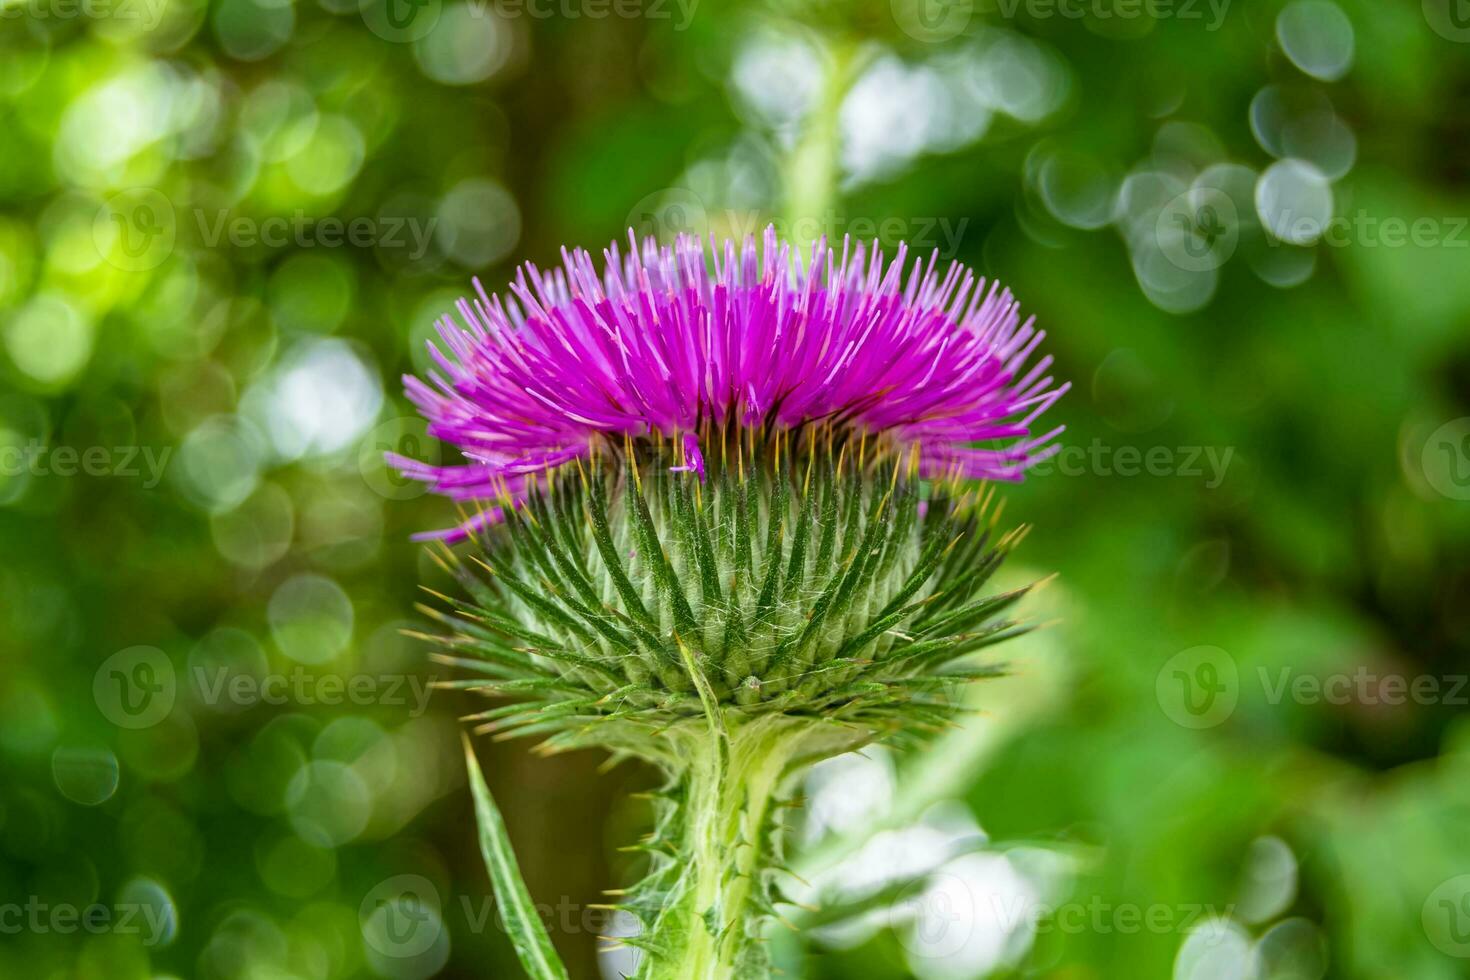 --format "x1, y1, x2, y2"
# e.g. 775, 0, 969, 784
395, 225, 1066, 539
